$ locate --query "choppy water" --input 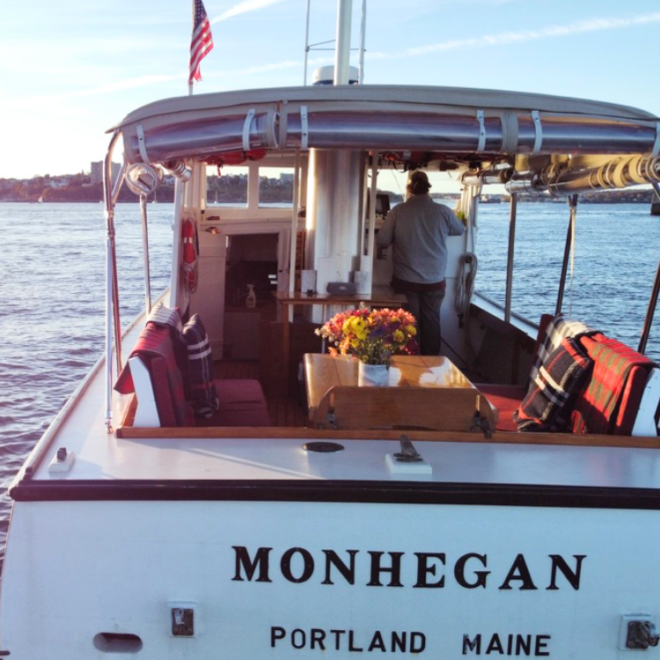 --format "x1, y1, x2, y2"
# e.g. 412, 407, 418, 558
1, 201, 659, 569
